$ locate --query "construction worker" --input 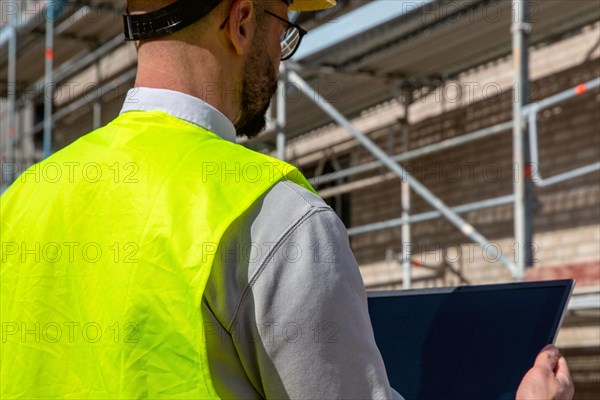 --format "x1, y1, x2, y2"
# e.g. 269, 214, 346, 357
0, 0, 573, 398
